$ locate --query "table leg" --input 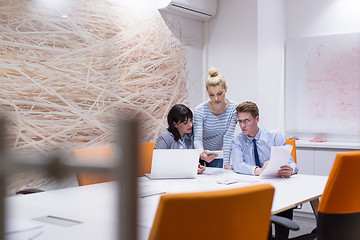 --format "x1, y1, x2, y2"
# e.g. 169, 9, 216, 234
310, 198, 319, 219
